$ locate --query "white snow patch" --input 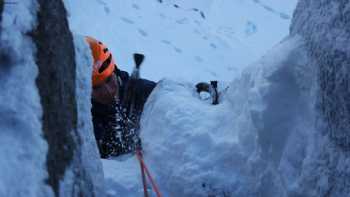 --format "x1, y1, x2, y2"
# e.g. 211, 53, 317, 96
59, 35, 106, 196
0, 1, 52, 197
102, 155, 144, 197
74, 34, 106, 195
64, 0, 297, 82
